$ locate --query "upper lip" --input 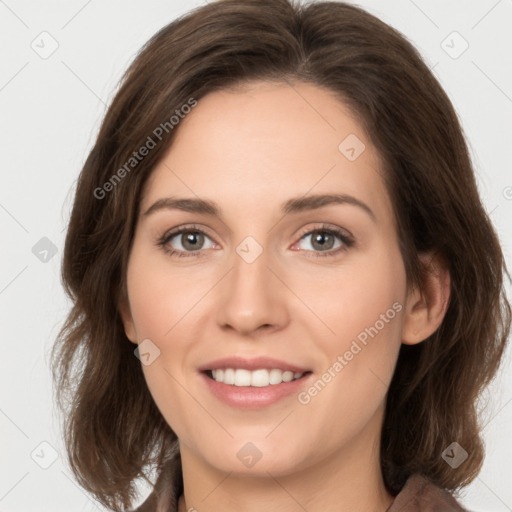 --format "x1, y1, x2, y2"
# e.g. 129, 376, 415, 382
198, 356, 311, 373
